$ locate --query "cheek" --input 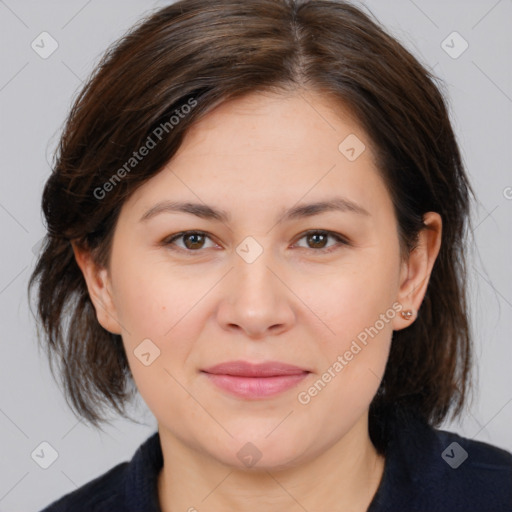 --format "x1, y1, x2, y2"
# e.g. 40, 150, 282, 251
303, 253, 400, 341
112, 252, 213, 341
111, 254, 221, 399
297, 245, 399, 396
295, 271, 395, 430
